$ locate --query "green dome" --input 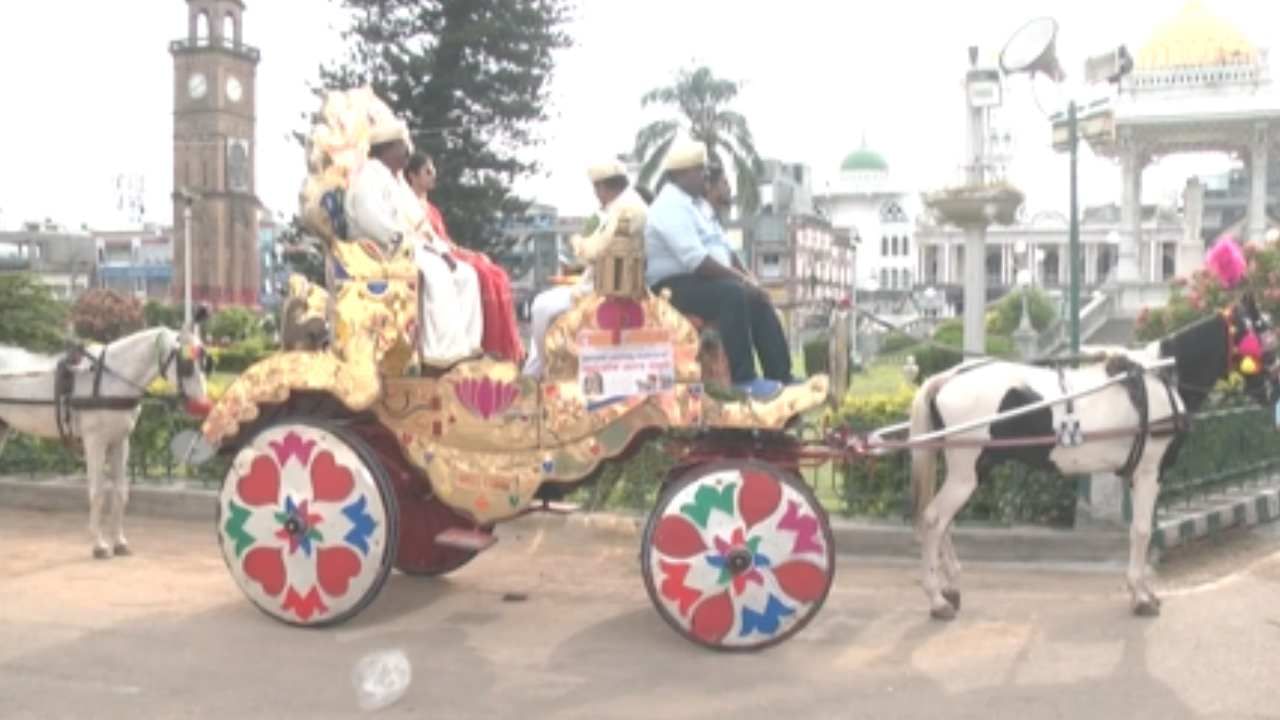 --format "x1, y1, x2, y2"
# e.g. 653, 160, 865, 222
841, 148, 889, 172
